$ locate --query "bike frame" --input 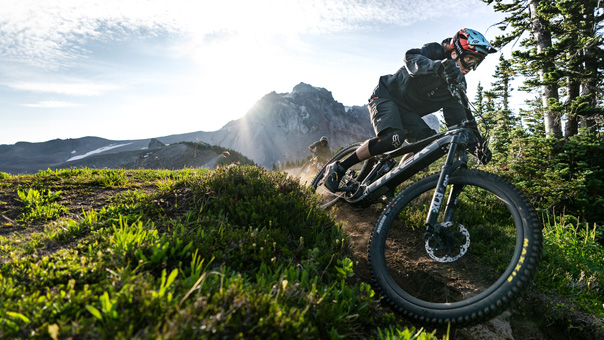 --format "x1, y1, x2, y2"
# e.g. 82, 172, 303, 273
327, 81, 483, 229
345, 126, 471, 228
